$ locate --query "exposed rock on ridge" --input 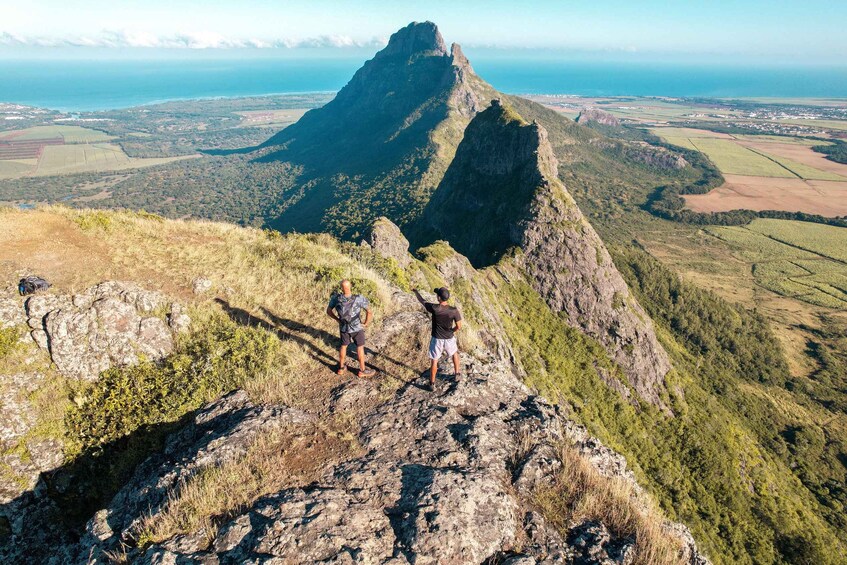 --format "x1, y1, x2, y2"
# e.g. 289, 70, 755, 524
76, 356, 707, 564
24, 281, 183, 381
421, 101, 672, 405
365, 216, 413, 268
576, 107, 621, 128
375, 20, 447, 58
